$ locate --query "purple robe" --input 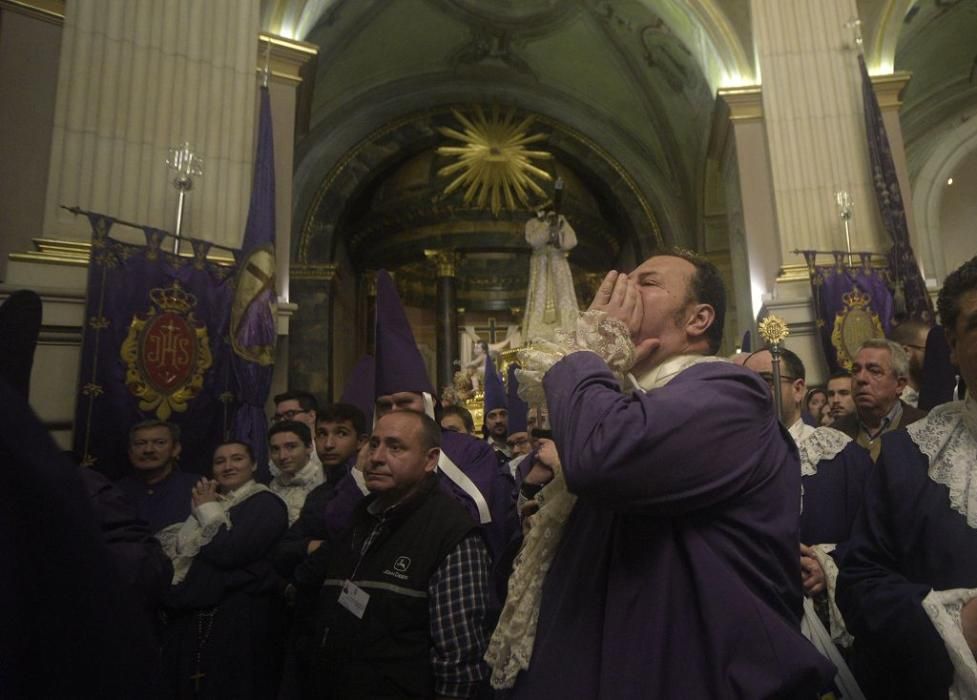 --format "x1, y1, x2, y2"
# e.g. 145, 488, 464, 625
836, 430, 977, 698
512, 353, 833, 699
800, 440, 872, 551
